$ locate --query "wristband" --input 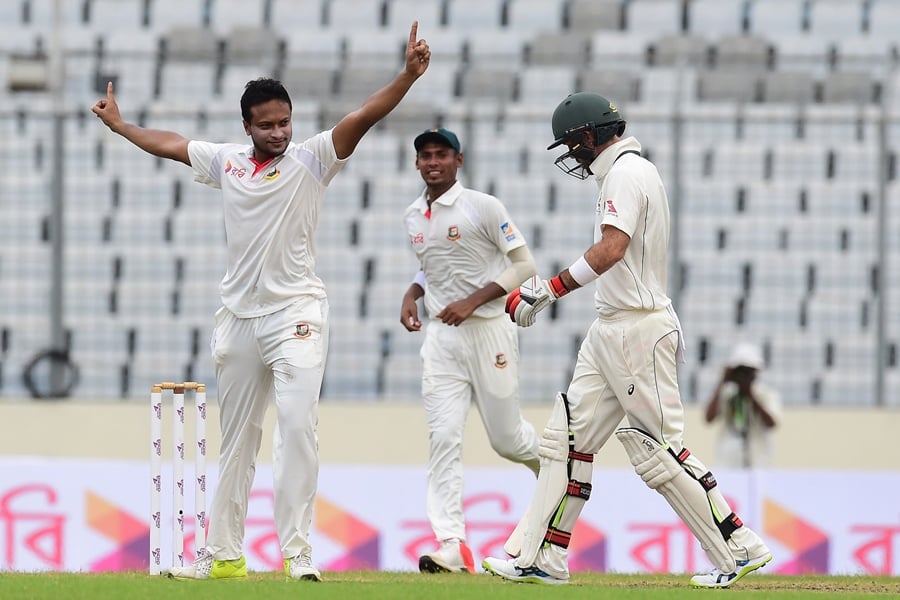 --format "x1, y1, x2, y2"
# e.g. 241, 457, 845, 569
547, 276, 569, 298
568, 255, 600, 287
